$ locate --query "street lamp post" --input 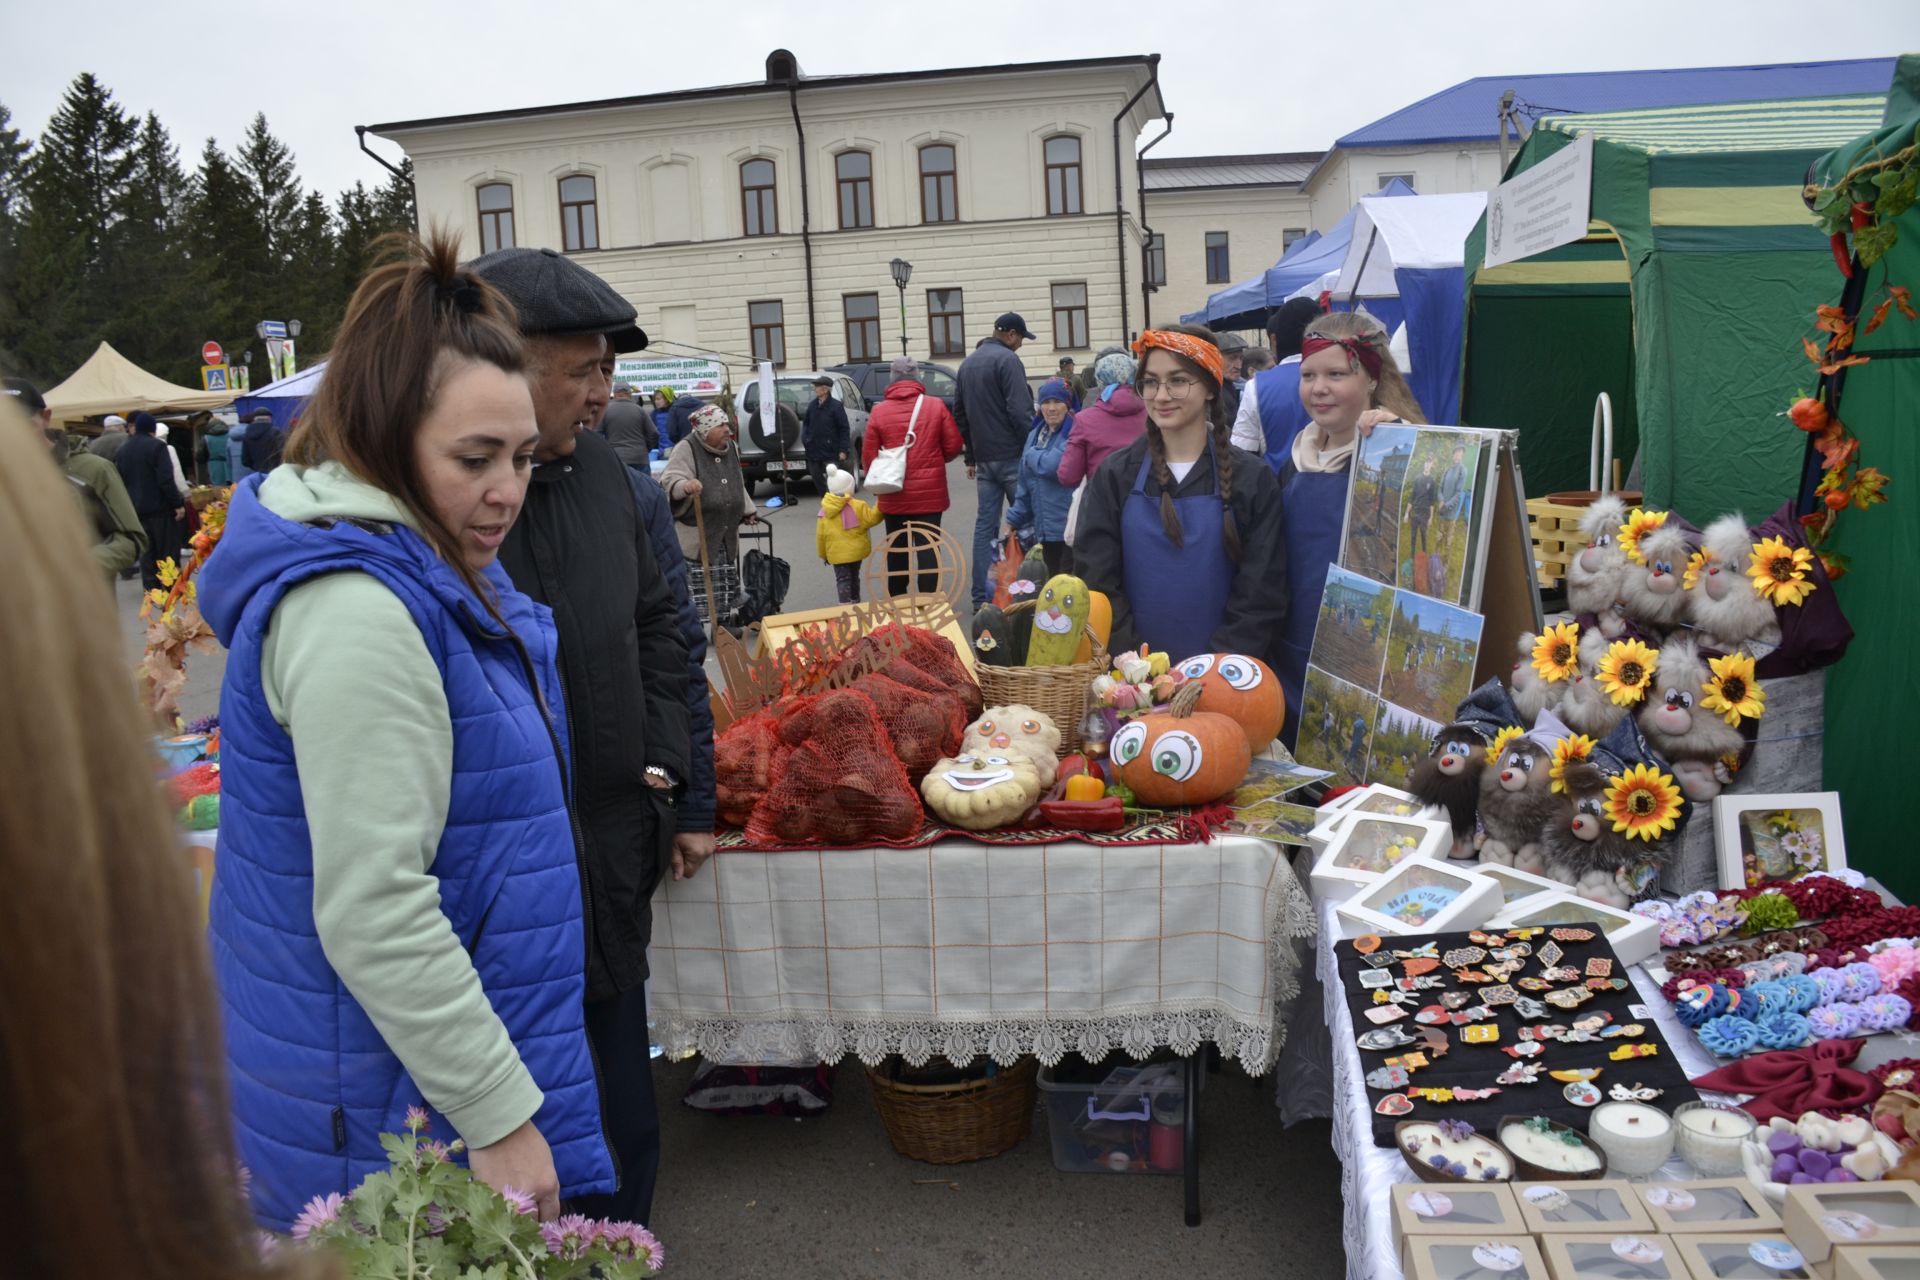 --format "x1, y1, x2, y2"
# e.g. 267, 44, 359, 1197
888, 257, 912, 359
